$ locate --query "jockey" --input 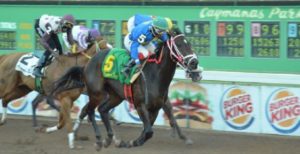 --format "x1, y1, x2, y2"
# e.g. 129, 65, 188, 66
62, 25, 108, 54
34, 14, 75, 77
127, 14, 155, 33
122, 17, 173, 77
